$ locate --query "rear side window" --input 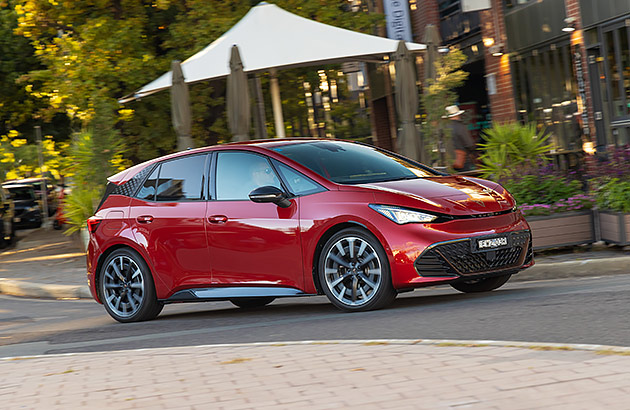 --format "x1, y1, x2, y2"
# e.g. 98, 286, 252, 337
156, 155, 207, 201
97, 182, 118, 210
136, 167, 159, 201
